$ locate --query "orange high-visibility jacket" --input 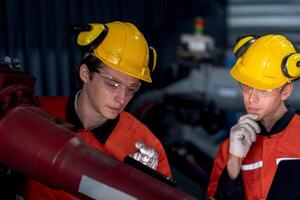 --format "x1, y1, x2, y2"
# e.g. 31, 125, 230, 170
207, 110, 300, 200
25, 96, 172, 200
